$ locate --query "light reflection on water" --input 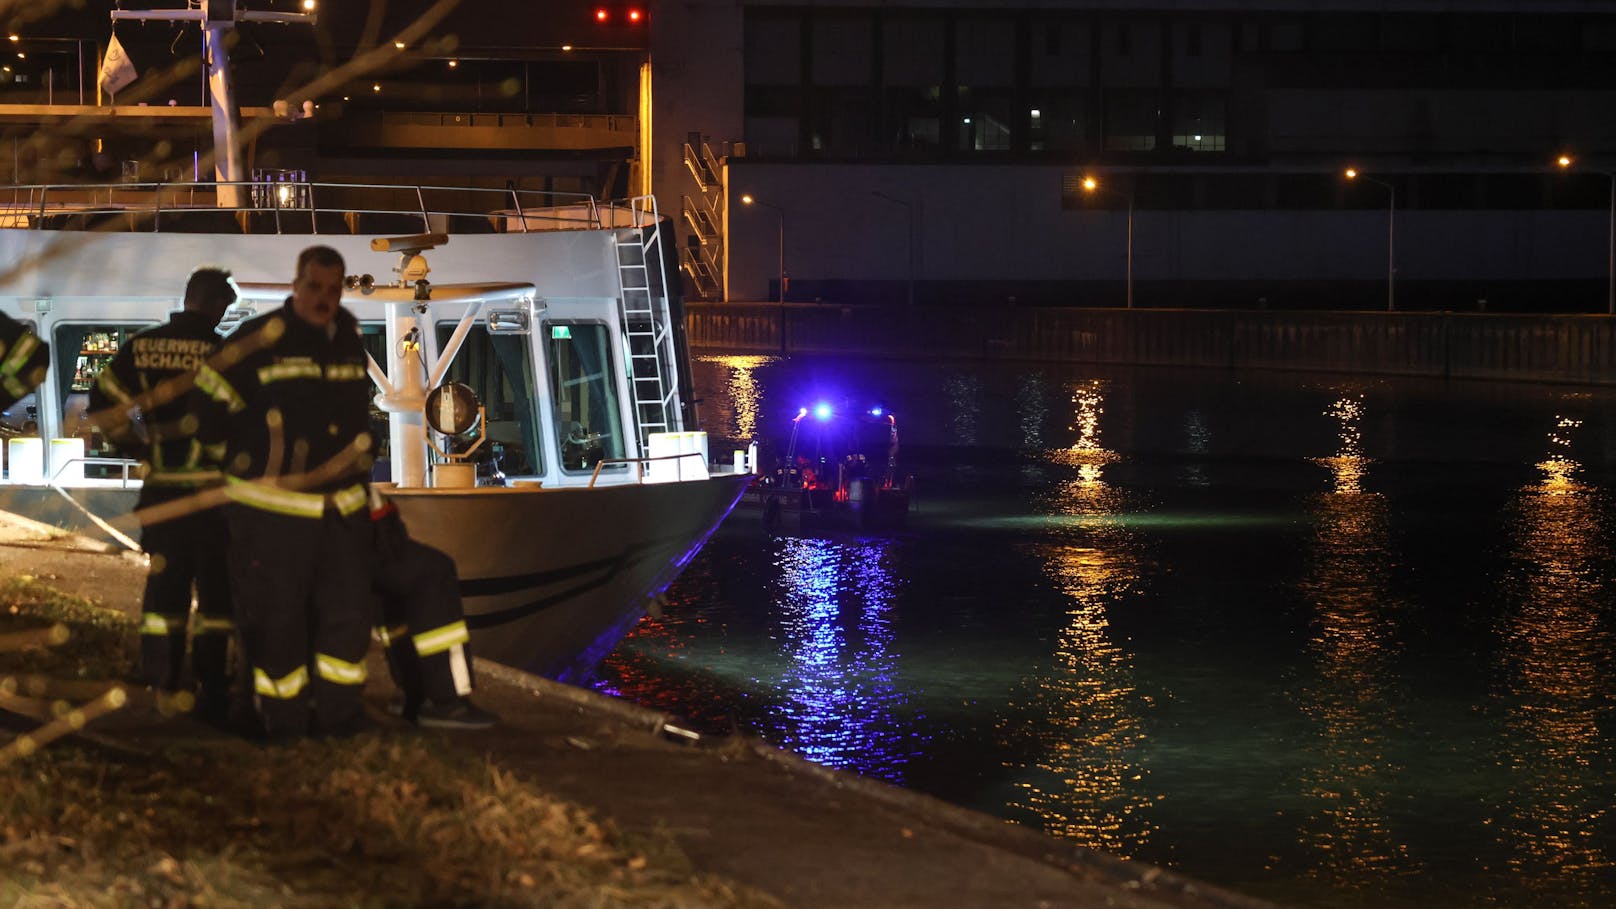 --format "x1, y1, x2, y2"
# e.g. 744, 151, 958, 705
1293, 391, 1419, 891
1488, 415, 1616, 903
1002, 379, 1157, 857
601, 358, 1616, 909
768, 536, 916, 780
695, 354, 776, 443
